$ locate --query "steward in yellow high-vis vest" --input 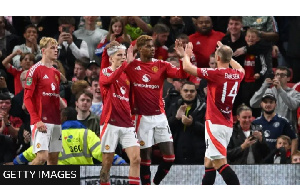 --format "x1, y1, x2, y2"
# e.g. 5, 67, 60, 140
13, 120, 126, 165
